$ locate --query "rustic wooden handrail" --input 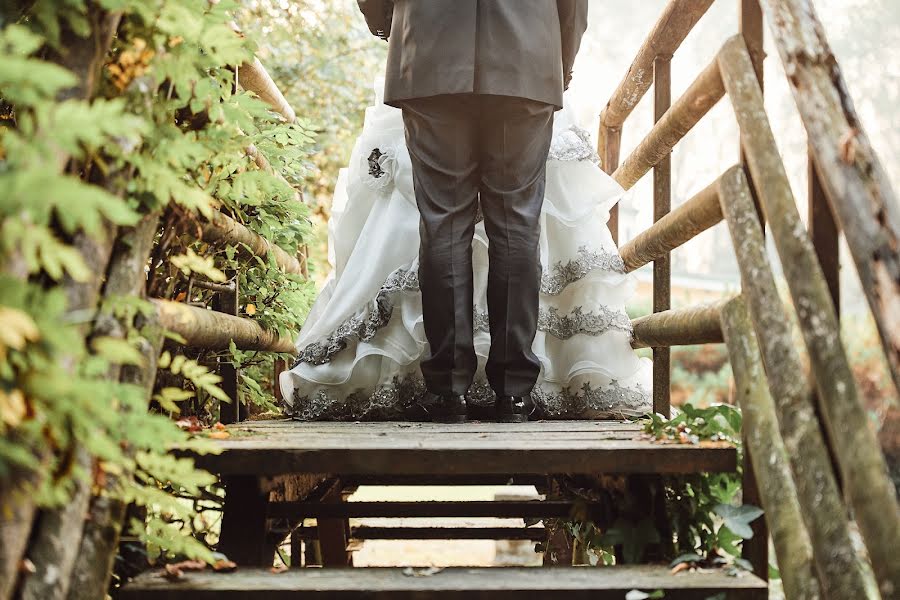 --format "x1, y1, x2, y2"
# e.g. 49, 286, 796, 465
630, 301, 728, 349
619, 177, 722, 272
152, 298, 297, 354
612, 57, 725, 190
599, 0, 716, 131
199, 210, 304, 276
